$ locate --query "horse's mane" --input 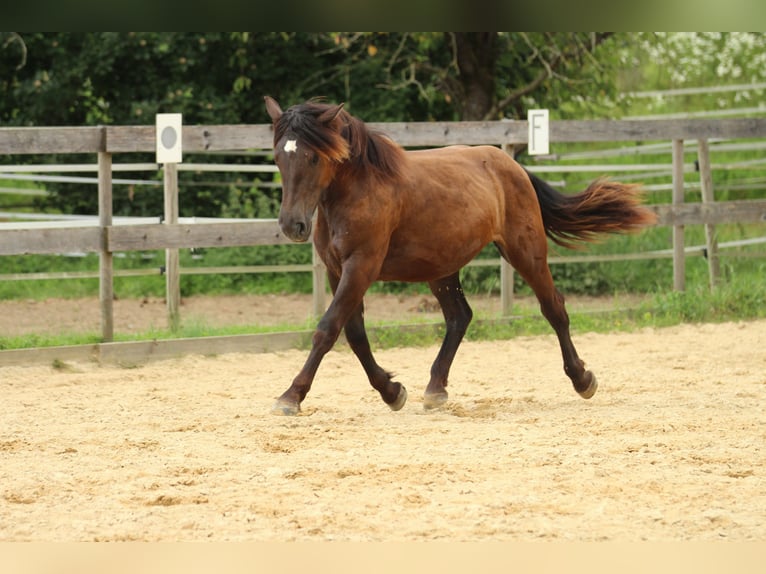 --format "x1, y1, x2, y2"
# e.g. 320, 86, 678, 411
273, 99, 406, 183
